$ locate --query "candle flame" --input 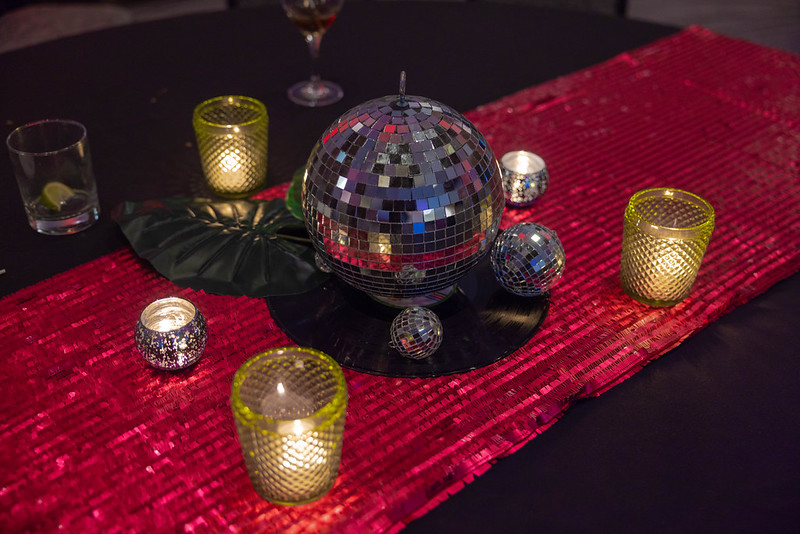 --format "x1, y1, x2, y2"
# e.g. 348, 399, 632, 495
152, 311, 188, 332
281, 429, 327, 472
219, 150, 242, 173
